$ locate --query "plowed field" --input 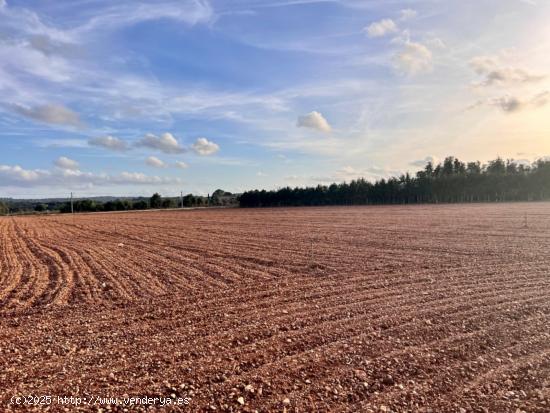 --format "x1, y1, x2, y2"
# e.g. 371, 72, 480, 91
1, 204, 549, 412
